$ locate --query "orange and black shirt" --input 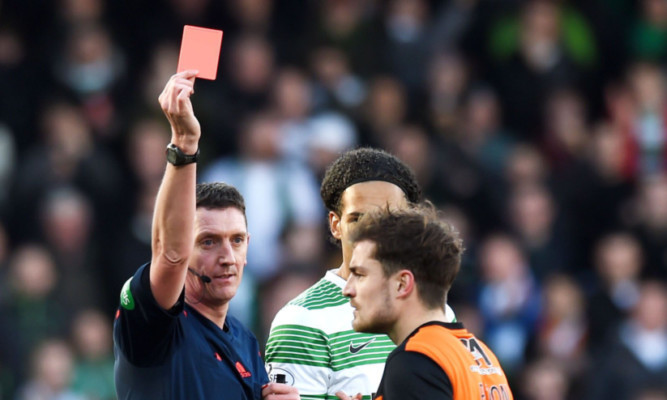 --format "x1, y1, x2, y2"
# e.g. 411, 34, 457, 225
373, 321, 513, 400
